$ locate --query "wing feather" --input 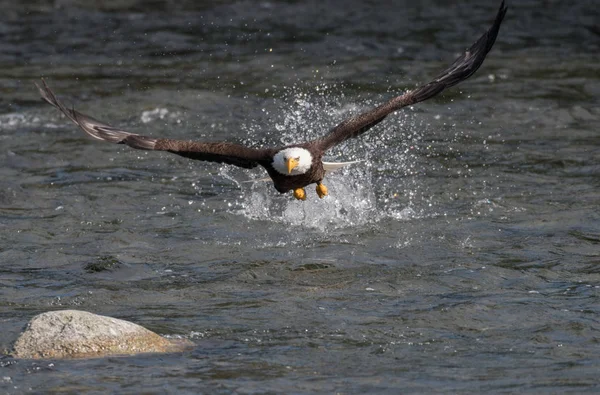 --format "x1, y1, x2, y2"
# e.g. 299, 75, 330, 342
315, 1, 507, 152
36, 80, 273, 169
